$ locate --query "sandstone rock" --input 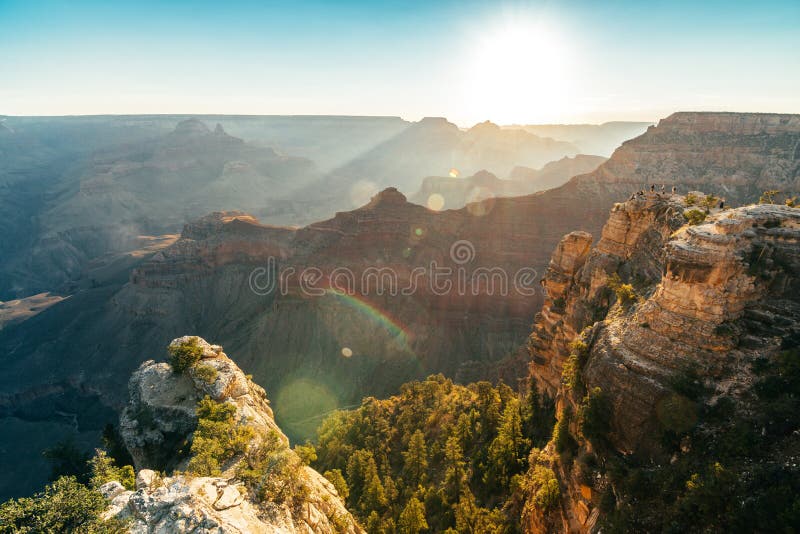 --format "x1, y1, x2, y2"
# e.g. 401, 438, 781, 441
111, 337, 362, 533
135, 469, 158, 491
527, 197, 800, 532
99, 480, 126, 500
213, 484, 244, 510
530, 194, 687, 395
120, 338, 283, 472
